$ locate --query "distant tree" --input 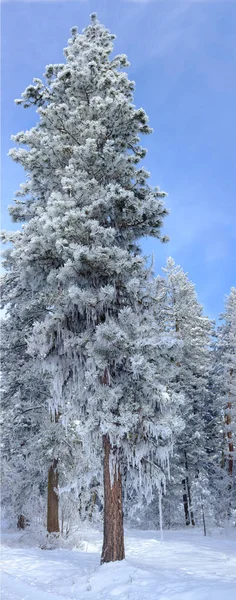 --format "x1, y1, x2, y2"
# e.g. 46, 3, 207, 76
213, 288, 236, 517
161, 258, 213, 528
